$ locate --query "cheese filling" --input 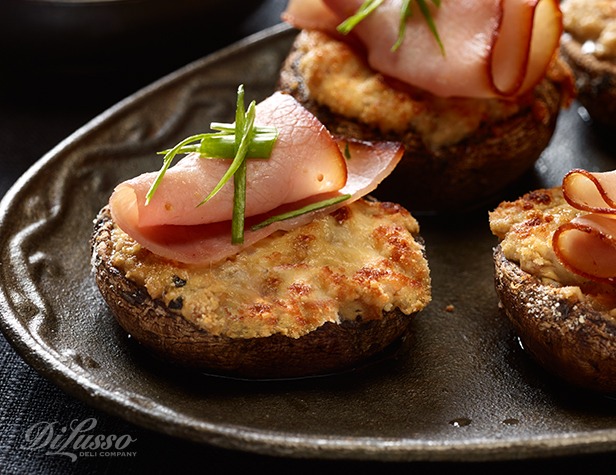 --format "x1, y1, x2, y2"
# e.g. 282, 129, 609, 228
489, 188, 616, 313
562, 0, 616, 60
110, 199, 432, 339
